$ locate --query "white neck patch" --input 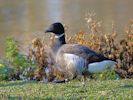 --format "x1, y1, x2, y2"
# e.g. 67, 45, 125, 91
55, 33, 65, 39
